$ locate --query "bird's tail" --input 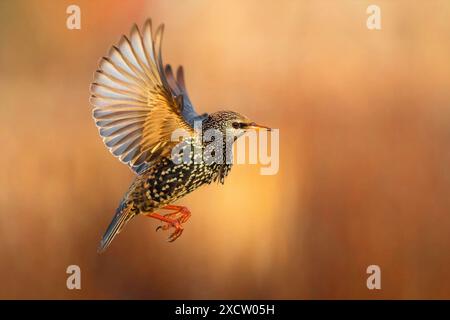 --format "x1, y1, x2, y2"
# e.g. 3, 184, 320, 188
98, 200, 134, 254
